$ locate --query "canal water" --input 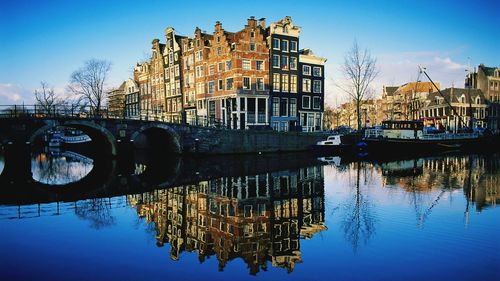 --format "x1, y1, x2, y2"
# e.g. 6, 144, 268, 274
0, 149, 498, 281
